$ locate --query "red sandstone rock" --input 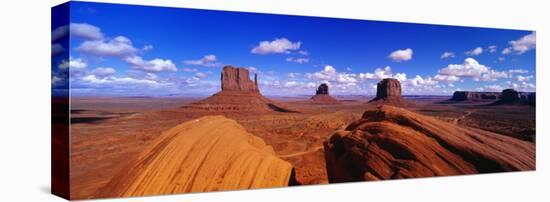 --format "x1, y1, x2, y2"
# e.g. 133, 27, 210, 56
324, 105, 535, 182
188, 65, 294, 112
368, 78, 408, 106
221, 66, 259, 92
311, 83, 338, 104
